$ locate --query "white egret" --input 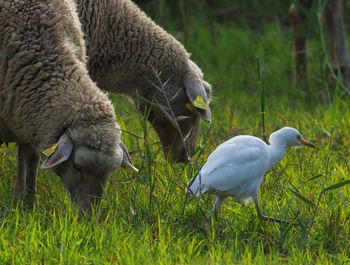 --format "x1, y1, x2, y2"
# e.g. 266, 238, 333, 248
188, 127, 315, 223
